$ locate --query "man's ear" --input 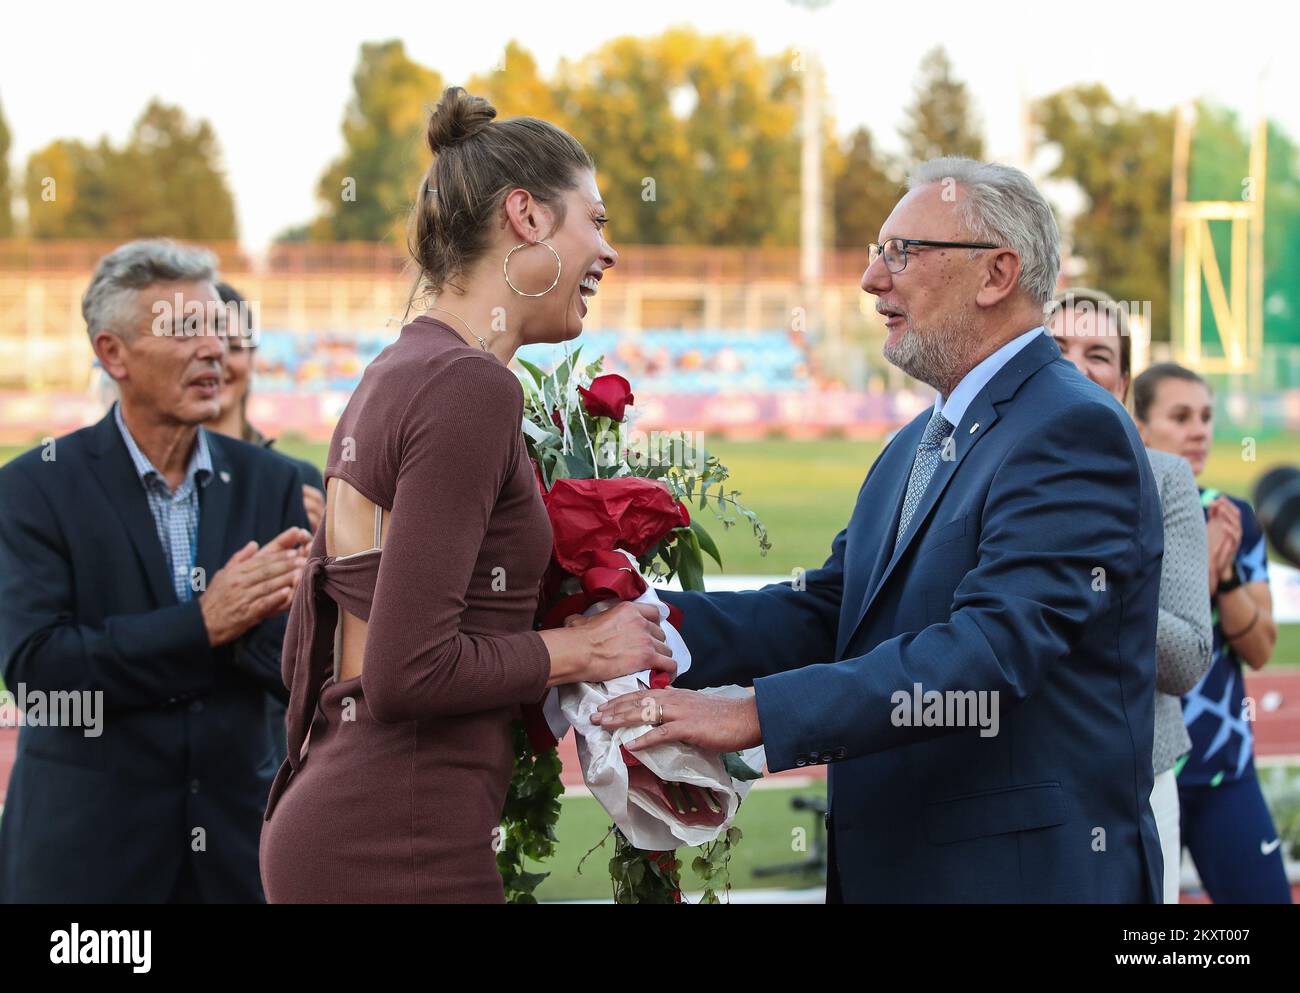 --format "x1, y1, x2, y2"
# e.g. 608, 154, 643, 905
974, 248, 1022, 308
93, 331, 130, 383
502, 187, 554, 243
